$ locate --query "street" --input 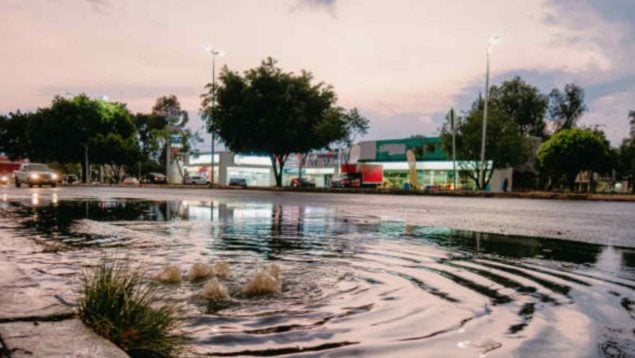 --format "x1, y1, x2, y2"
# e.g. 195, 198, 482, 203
2, 185, 634, 247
